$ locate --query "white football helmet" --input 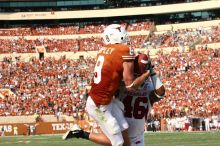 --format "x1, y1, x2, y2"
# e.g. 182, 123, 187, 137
103, 24, 128, 45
